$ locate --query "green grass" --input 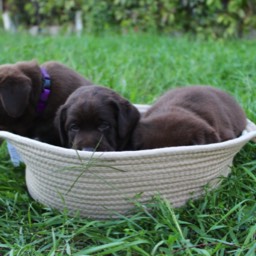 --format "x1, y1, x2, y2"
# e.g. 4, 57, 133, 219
0, 31, 256, 255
